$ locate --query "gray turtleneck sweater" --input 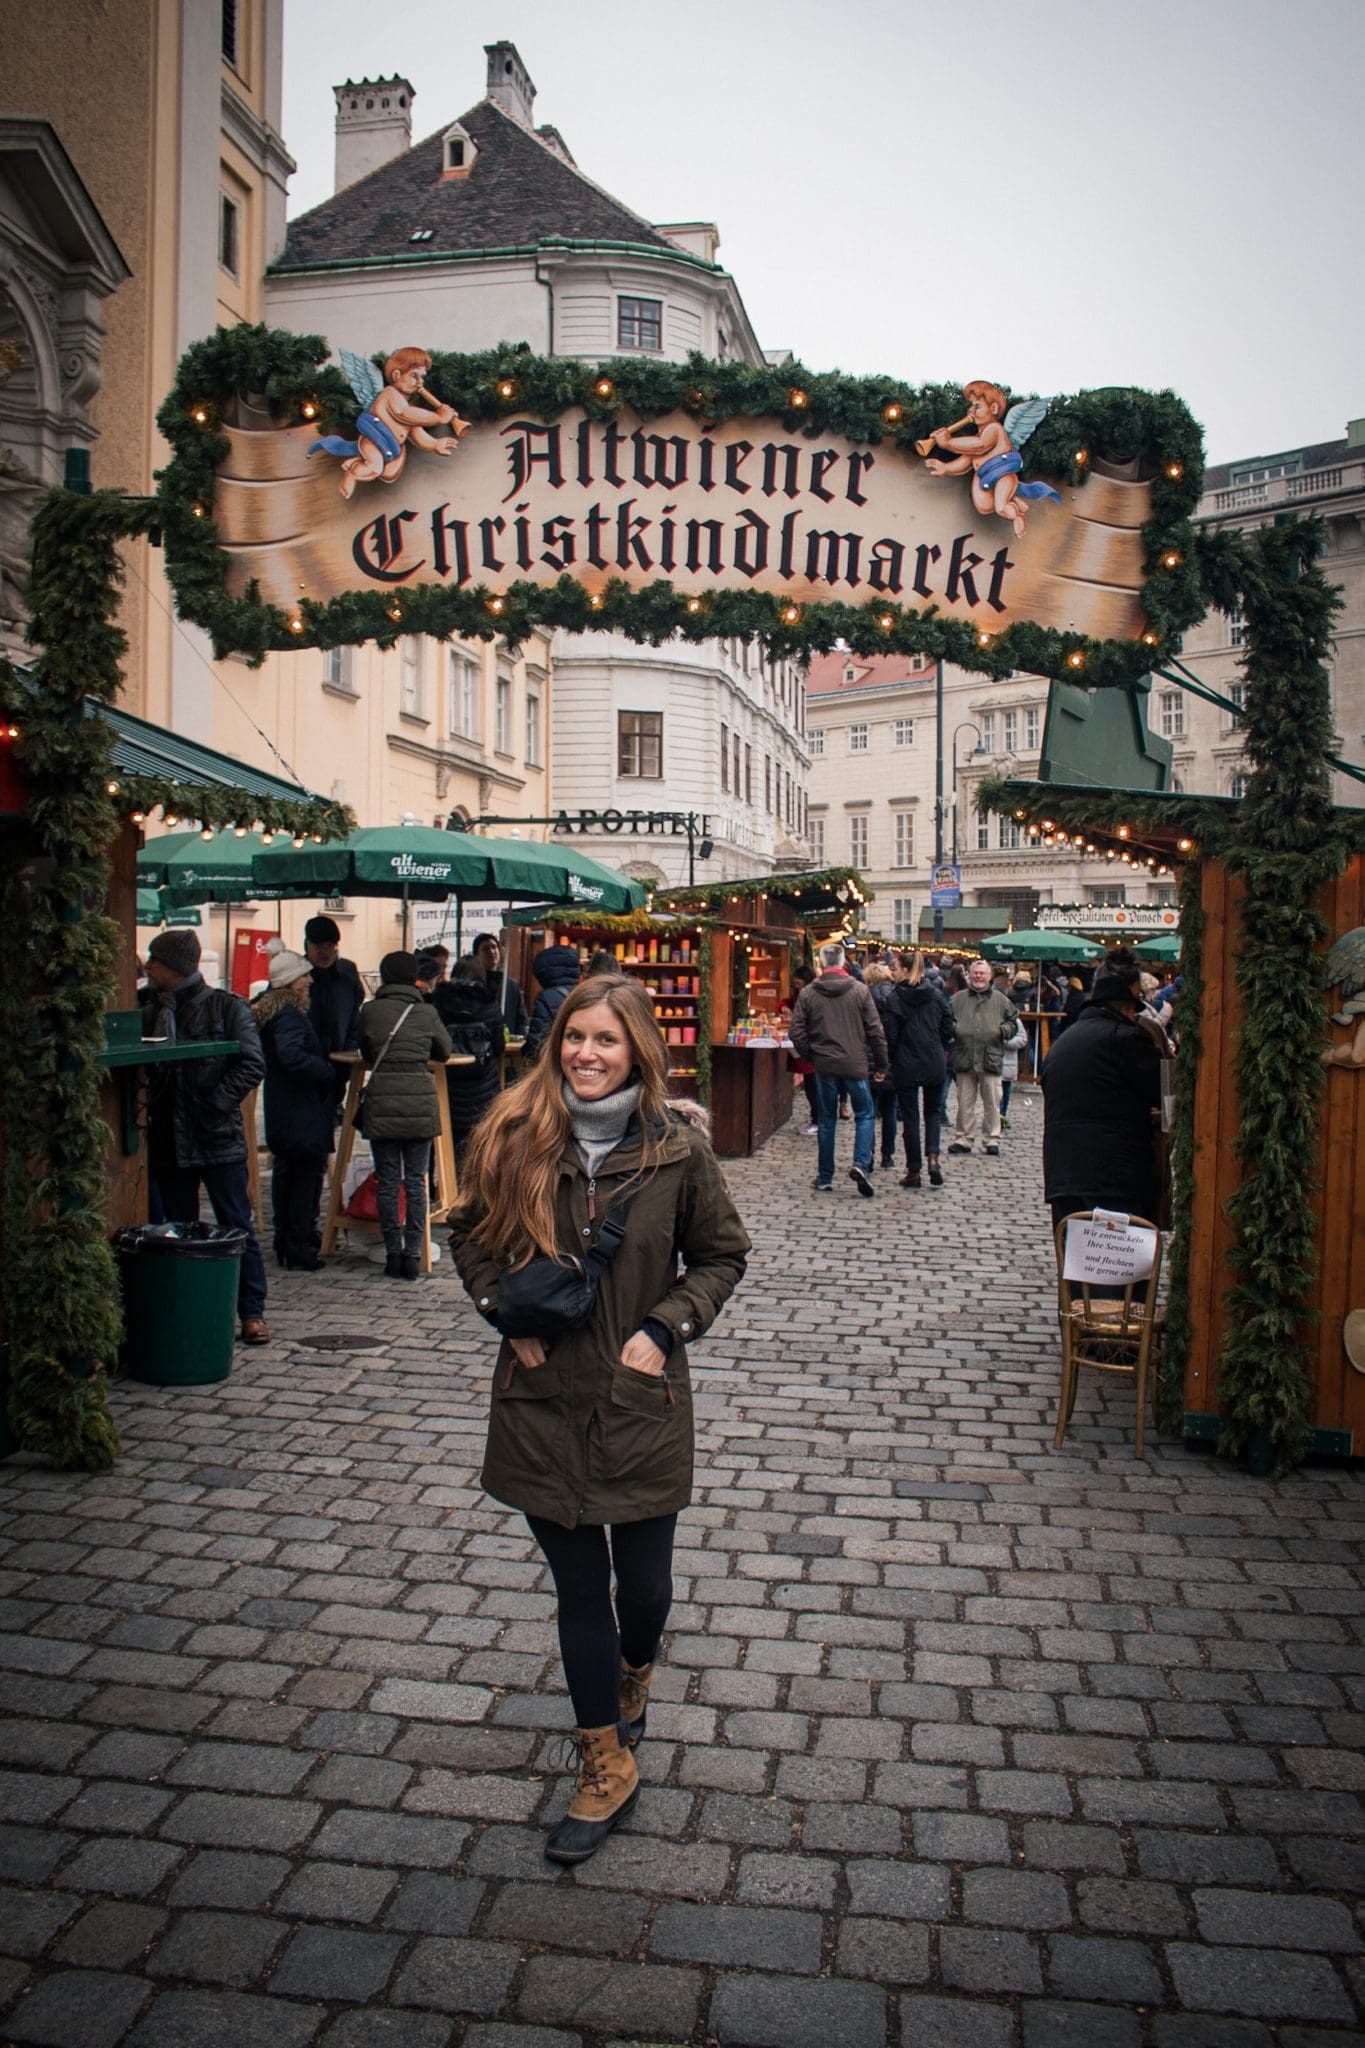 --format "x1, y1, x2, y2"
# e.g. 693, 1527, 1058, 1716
563, 1080, 641, 1177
